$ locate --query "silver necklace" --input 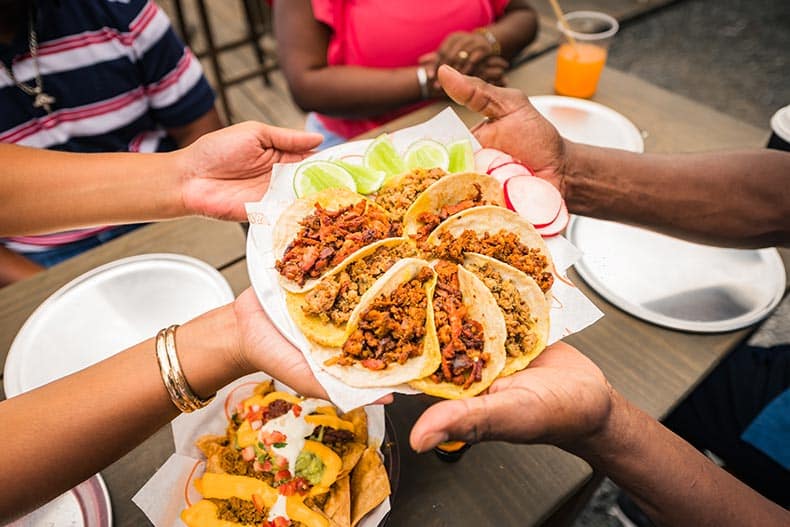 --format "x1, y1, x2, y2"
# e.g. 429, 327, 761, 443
0, 7, 56, 114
